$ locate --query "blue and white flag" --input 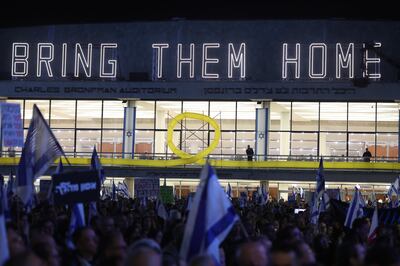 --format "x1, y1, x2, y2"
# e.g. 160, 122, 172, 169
180, 163, 239, 263
117, 181, 130, 198
299, 187, 304, 199
319, 191, 331, 212
344, 187, 365, 228
310, 192, 319, 225
316, 158, 325, 198
67, 203, 85, 249
90, 146, 105, 184
0, 175, 9, 265
156, 198, 168, 220
388, 176, 400, 207
226, 183, 232, 199
17, 104, 65, 206
89, 146, 105, 218
261, 184, 269, 205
